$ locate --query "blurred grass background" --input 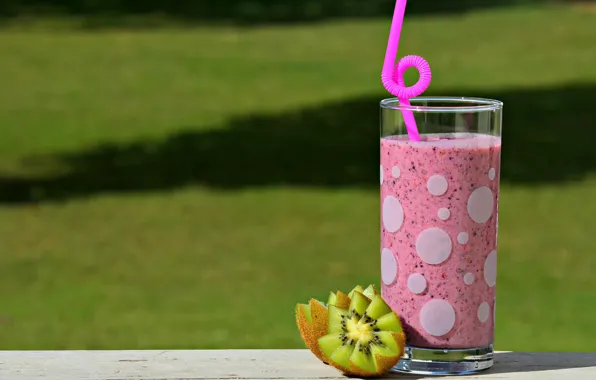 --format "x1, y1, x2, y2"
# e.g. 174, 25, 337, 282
1, 0, 596, 350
